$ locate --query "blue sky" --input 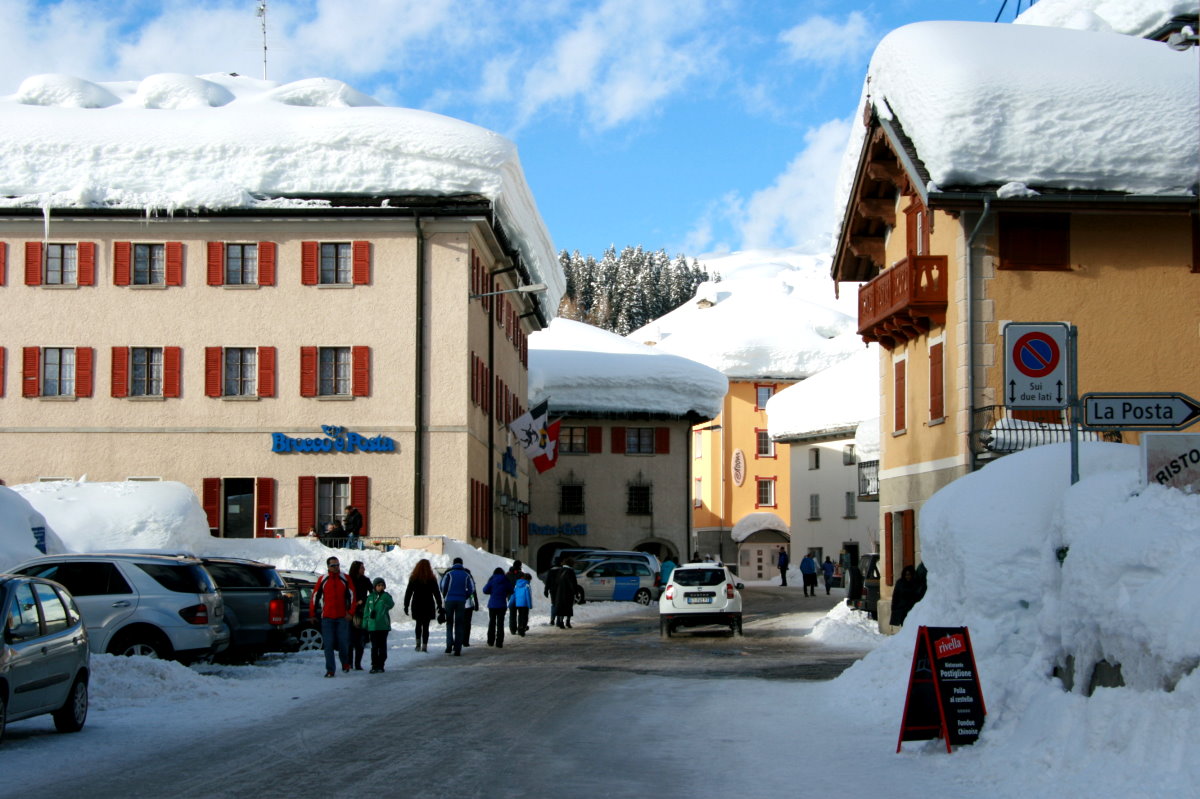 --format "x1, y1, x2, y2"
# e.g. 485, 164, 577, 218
1, 0, 1021, 259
